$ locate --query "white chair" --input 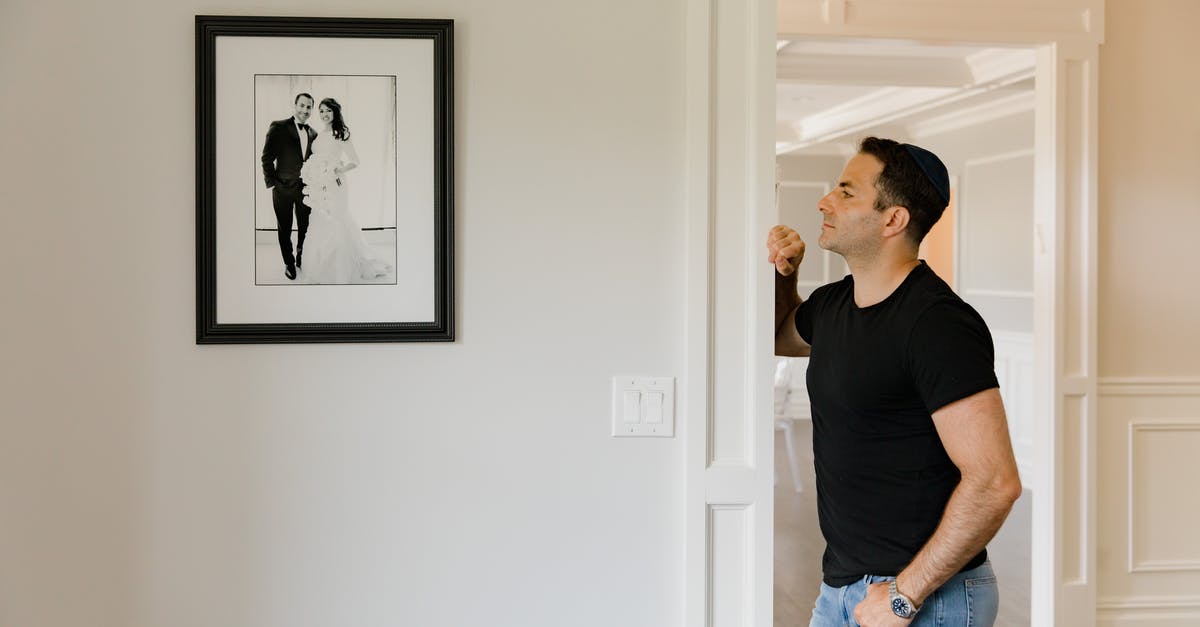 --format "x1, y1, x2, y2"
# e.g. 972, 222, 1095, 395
774, 358, 804, 493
